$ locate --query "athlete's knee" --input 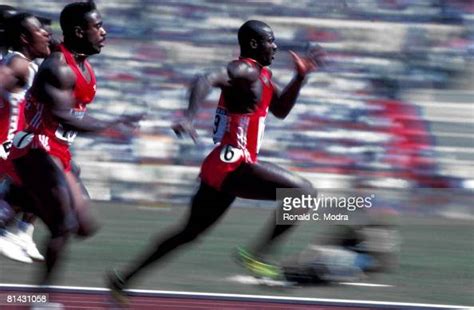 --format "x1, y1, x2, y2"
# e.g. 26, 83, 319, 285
49, 209, 80, 238
75, 210, 98, 238
294, 176, 315, 195
49, 224, 72, 239
302, 178, 314, 191
50, 185, 70, 208
173, 224, 206, 245
74, 197, 91, 216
